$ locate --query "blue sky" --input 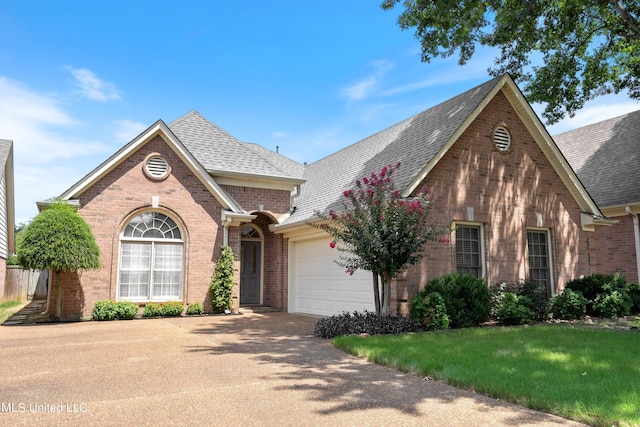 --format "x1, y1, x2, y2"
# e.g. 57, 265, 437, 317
1, 1, 639, 225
